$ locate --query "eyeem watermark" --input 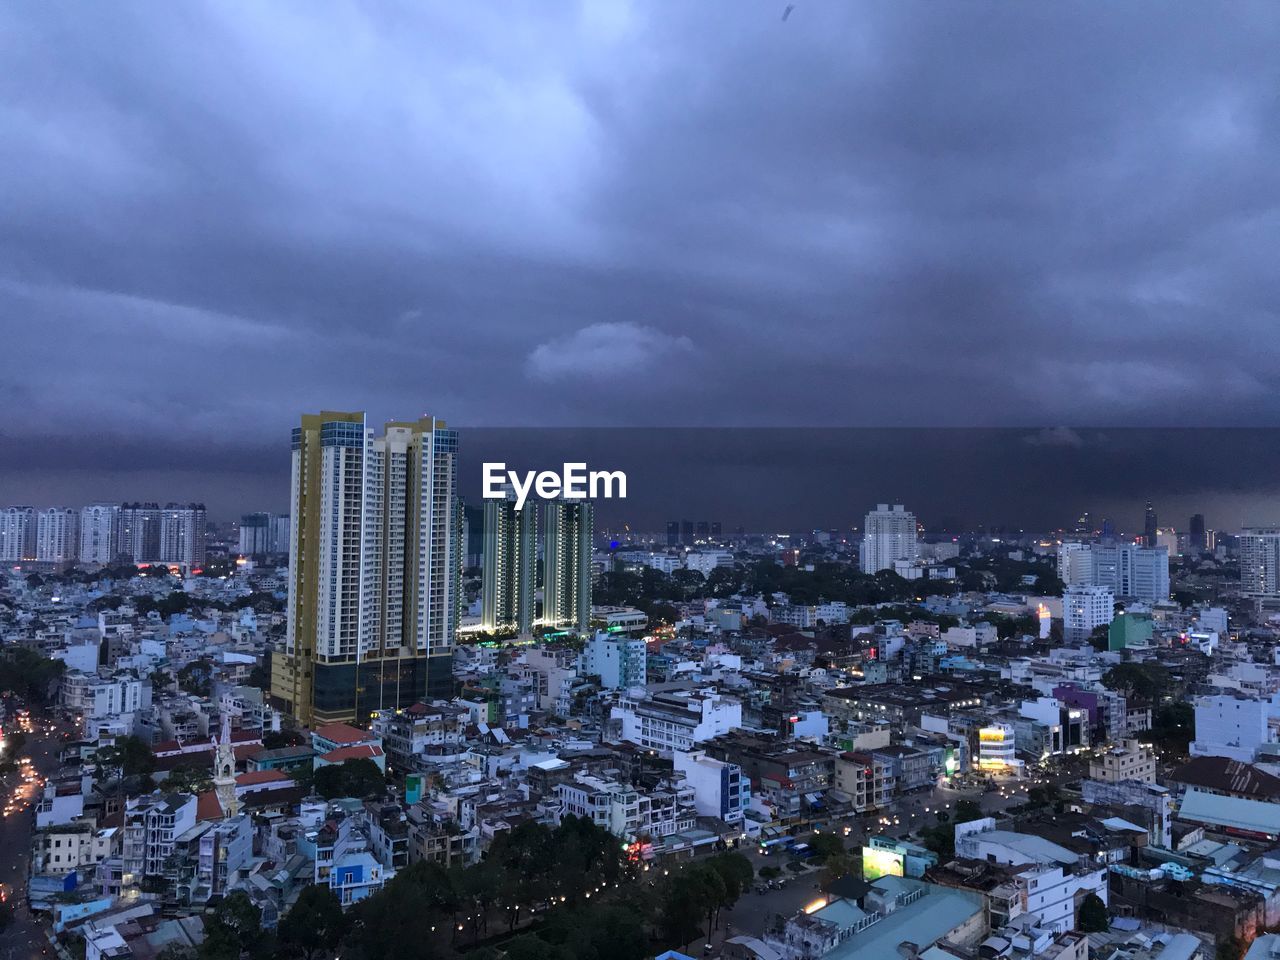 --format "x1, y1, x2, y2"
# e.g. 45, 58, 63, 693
483, 462, 627, 511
